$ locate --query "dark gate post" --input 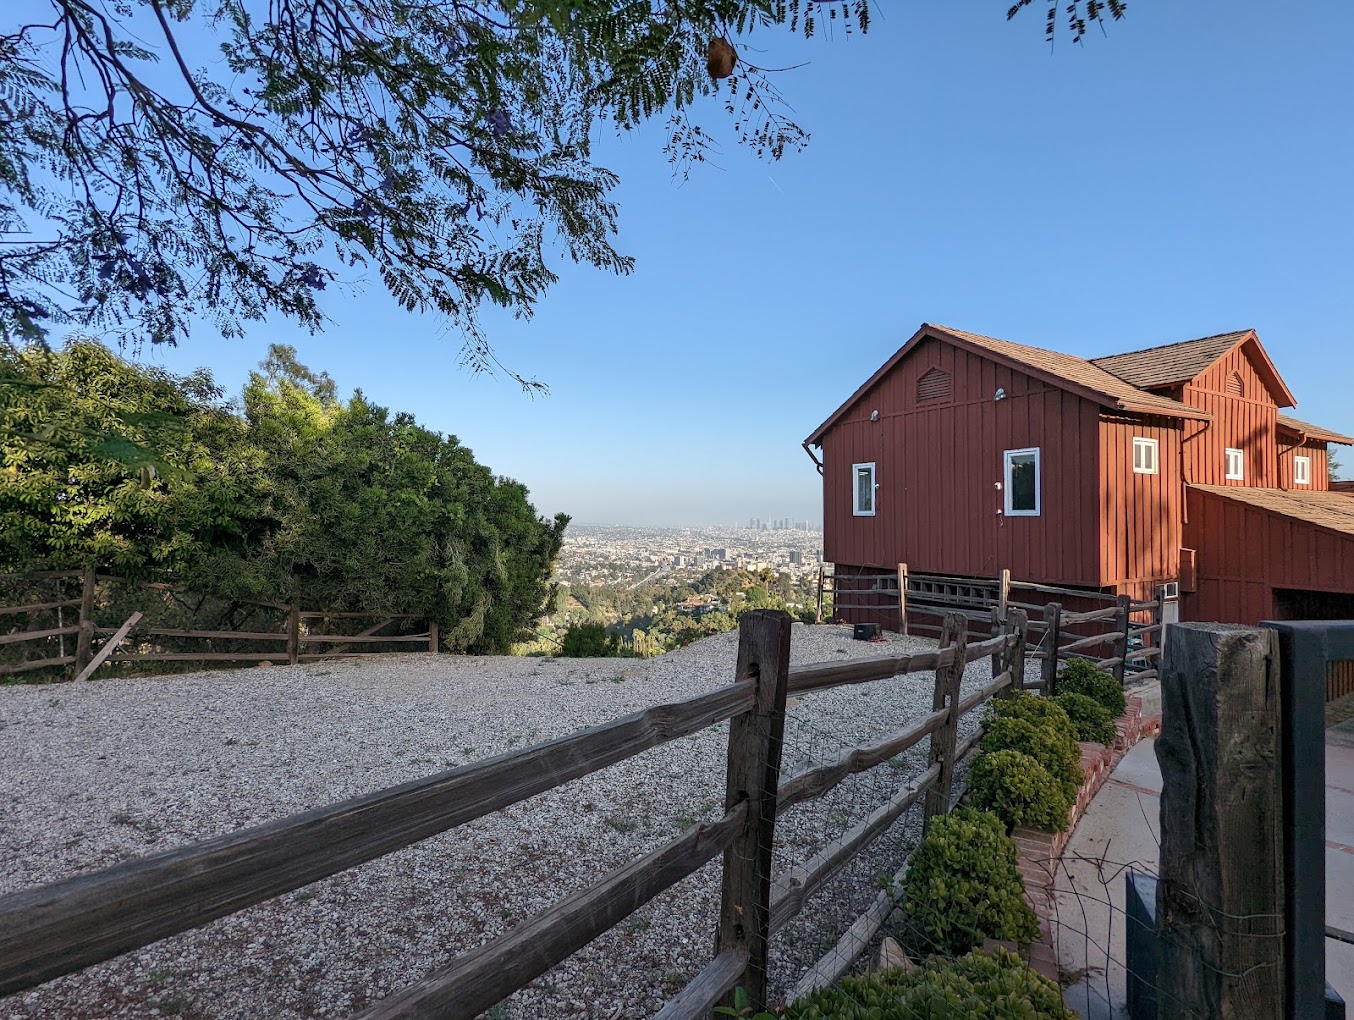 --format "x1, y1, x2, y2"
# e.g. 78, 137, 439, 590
1114, 593, 1132, 685
1156, 623, 1284, 1019
1264, 621, 1354, 1020
716, 610, 791, 1014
